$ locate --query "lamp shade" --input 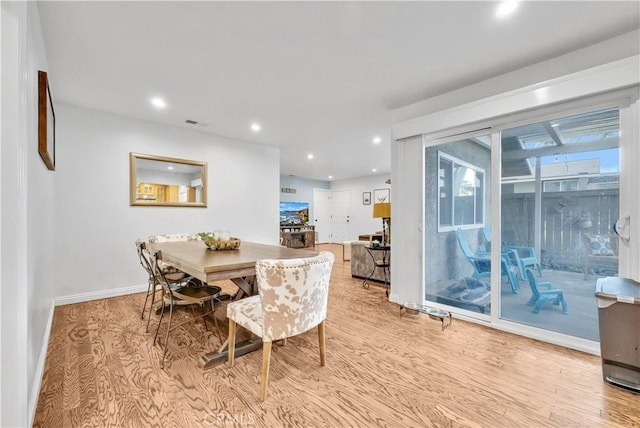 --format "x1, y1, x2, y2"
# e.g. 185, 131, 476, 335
373, 202, 391, 218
